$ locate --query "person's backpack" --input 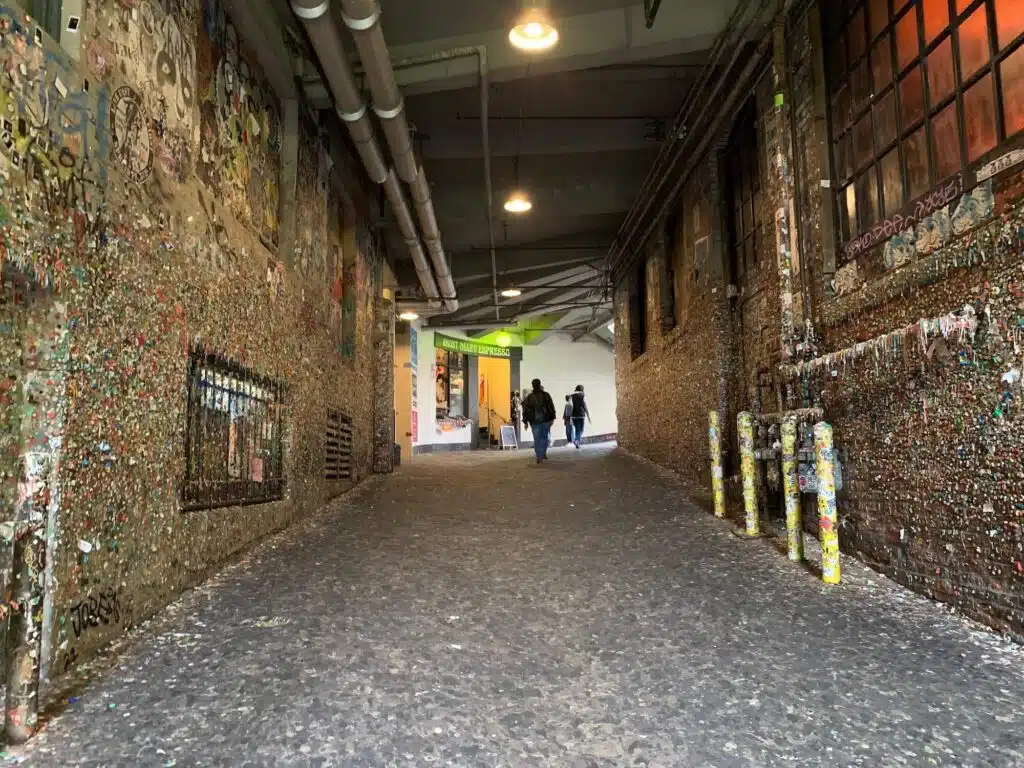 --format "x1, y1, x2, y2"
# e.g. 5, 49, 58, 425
522, 393, 540, 424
